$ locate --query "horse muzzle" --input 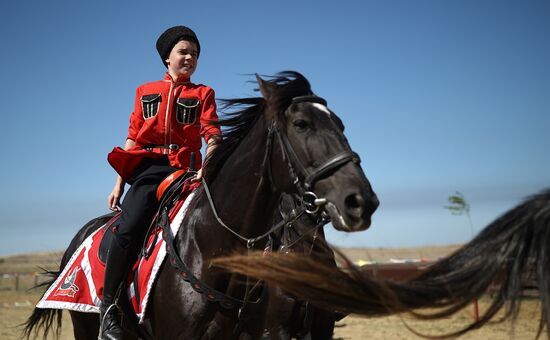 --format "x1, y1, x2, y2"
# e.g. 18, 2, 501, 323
324, 190, 379, 232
